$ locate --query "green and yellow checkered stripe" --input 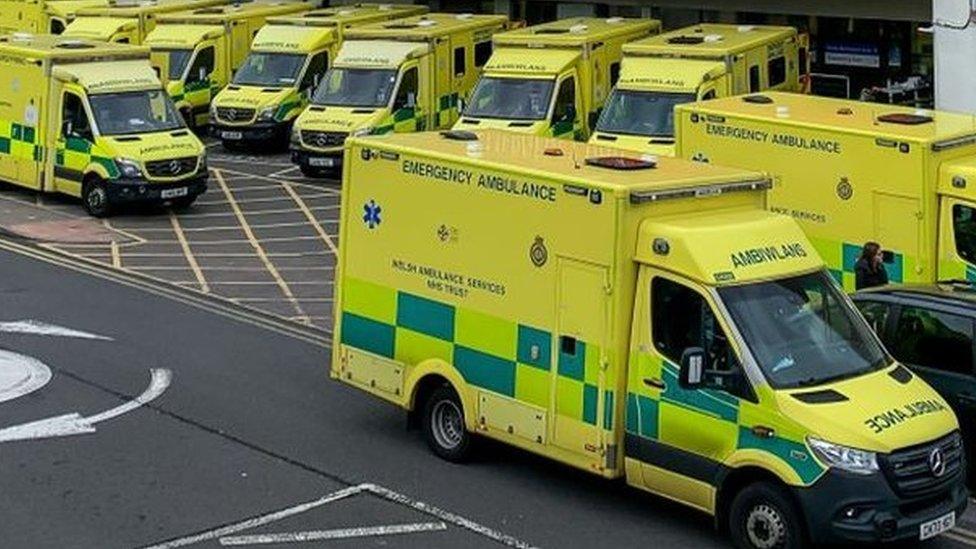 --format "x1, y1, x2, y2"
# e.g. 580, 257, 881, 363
55, 136, 118, 180
340, 277, 613, 429
625, 354, 823, 485
810, 238, 906, 291
1, 120, 43, 163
